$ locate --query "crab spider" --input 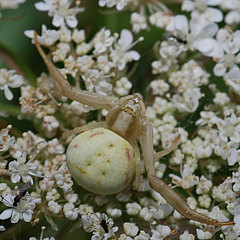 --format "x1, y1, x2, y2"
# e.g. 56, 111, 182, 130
34, 32, 233, 226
